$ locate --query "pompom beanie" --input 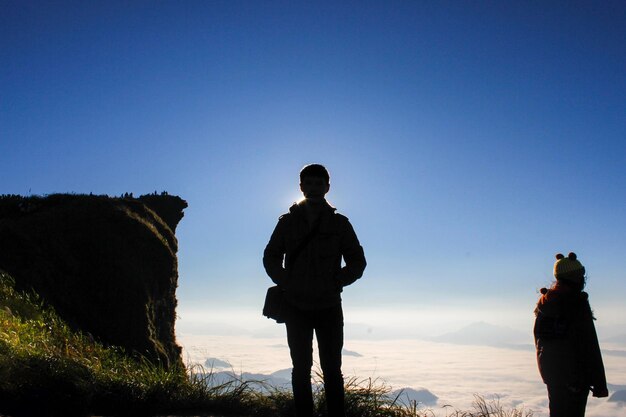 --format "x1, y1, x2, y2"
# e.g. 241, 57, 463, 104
553, 252, 585, 283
